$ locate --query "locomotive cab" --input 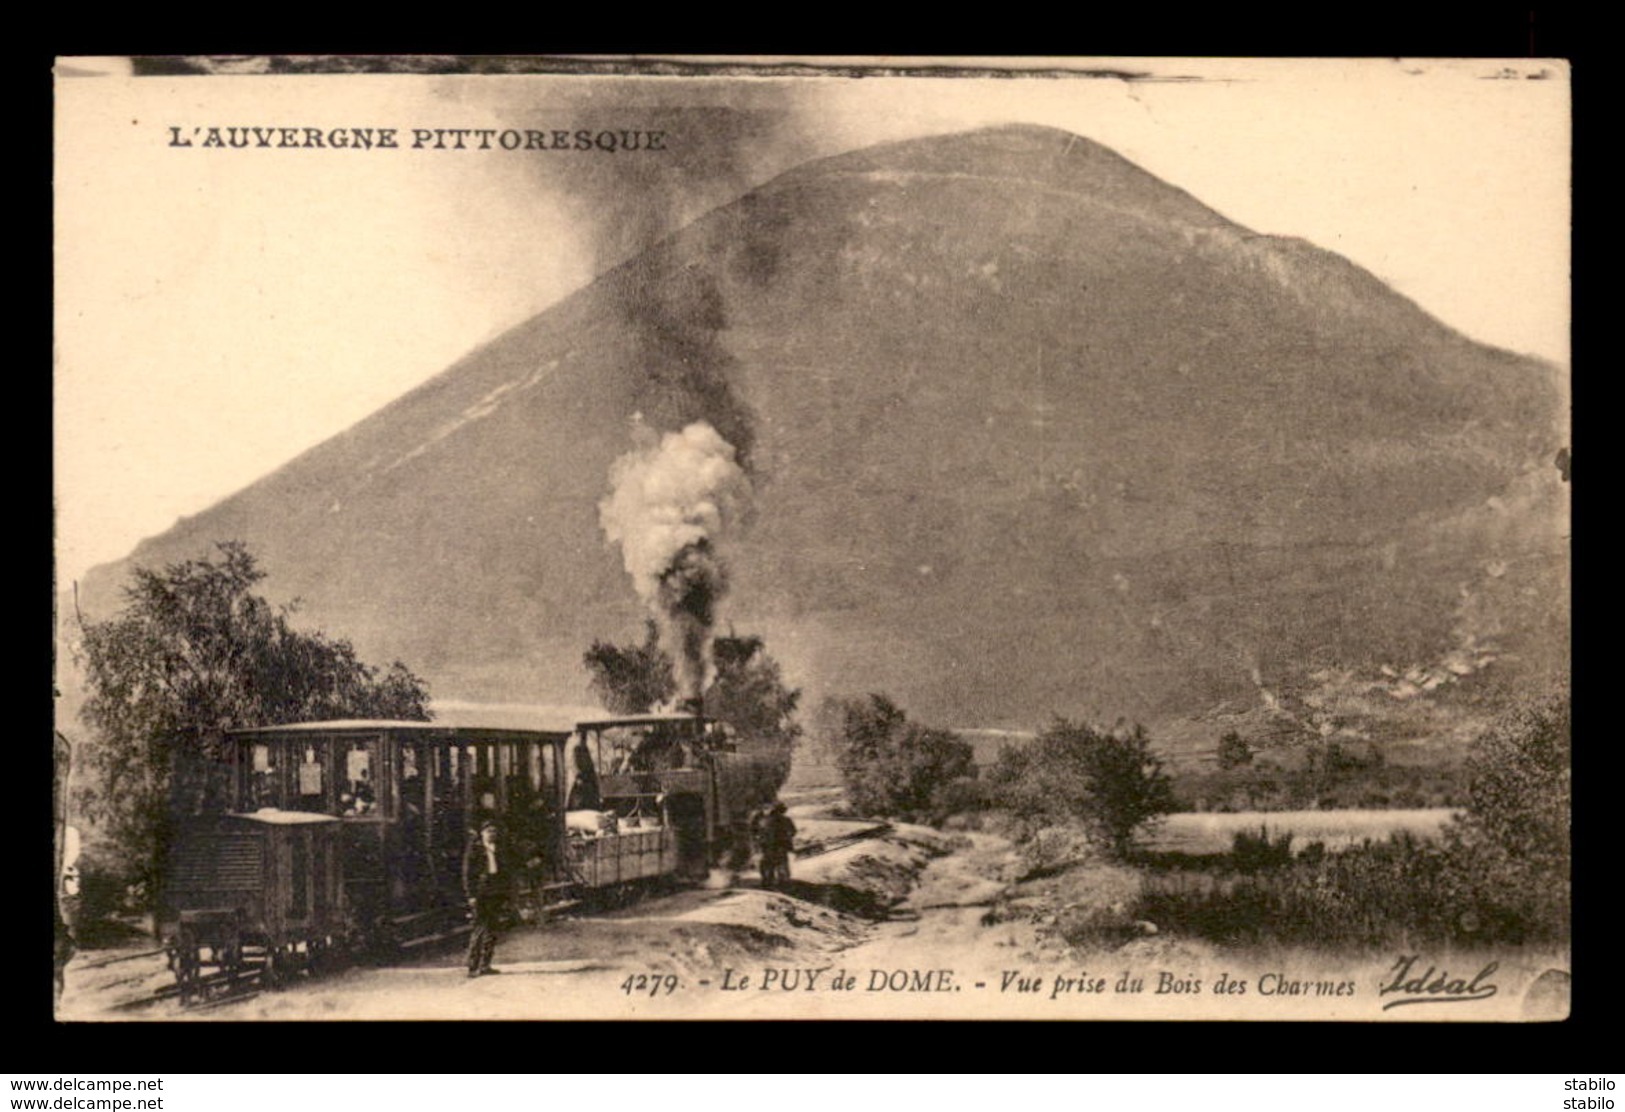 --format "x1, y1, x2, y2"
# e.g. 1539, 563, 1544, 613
571, 714, 727, 881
